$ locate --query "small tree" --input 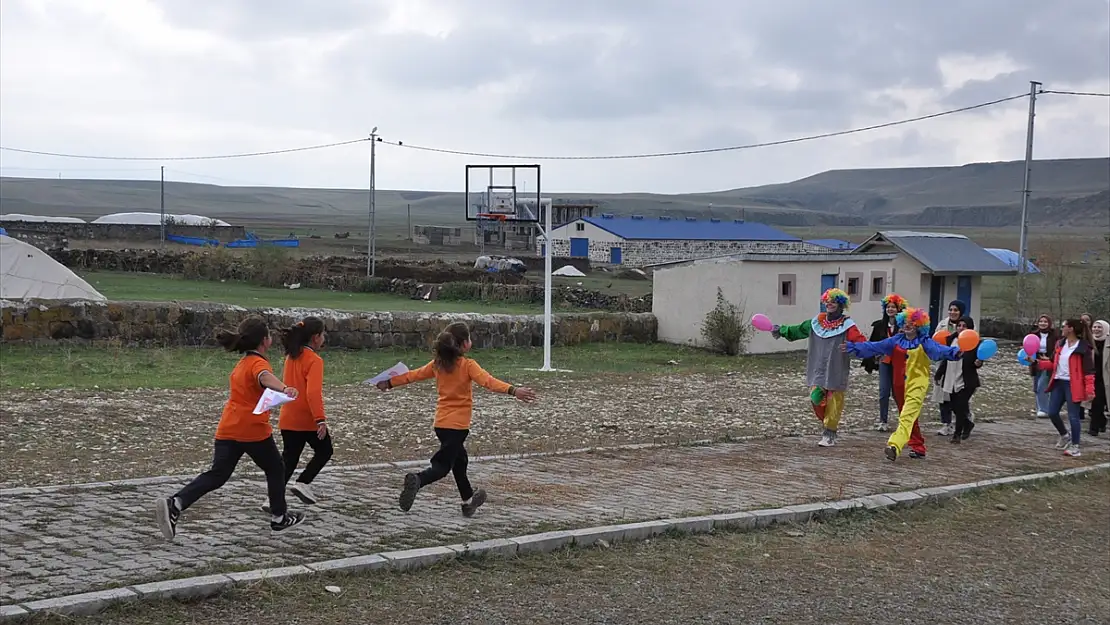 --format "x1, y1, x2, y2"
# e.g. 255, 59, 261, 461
701, 287, 753, 356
